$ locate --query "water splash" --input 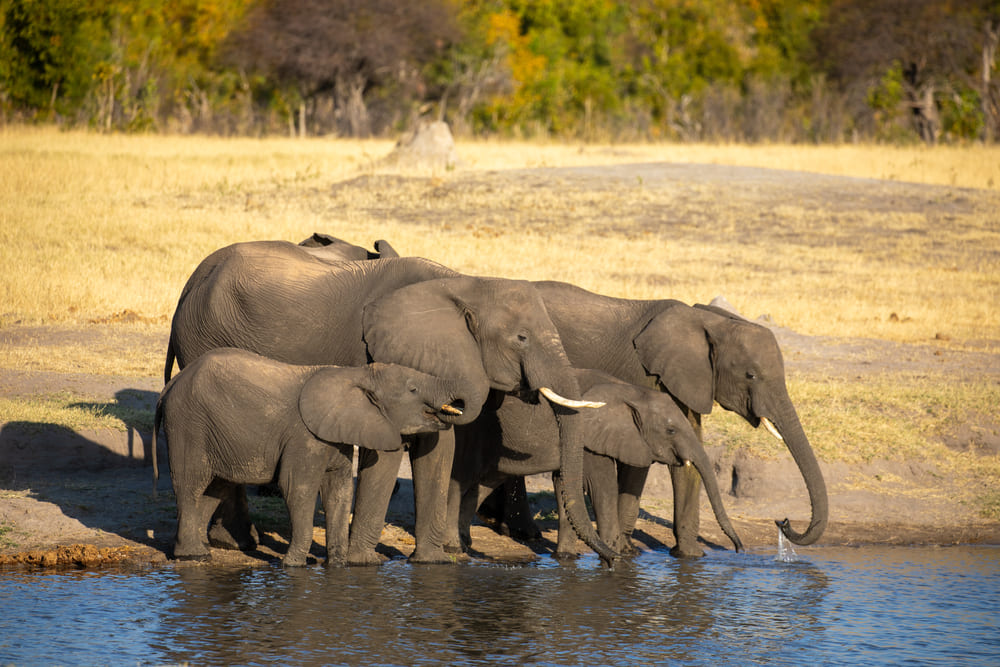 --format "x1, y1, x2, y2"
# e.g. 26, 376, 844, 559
776, 526, 799, 563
